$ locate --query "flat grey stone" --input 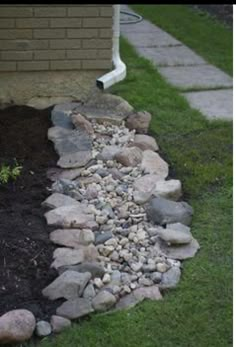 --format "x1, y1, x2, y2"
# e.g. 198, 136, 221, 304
51, 245, 98, 269
159, 65, 233, 89
51, 248, 85, 269
161, 238, 200, 260
183, 89, 233, 120
146, 196, 193, 226
42, 270, 91, 300
54, 130, 92, 156
42, 193, 80, 209
56, 298, 94, 320
58, 262, 105, 278
50, 229, 95, 248
44, 205, 94, 229
135, 45, 205, 67
58, 150, 92, 169
92, 291, 116, 312
51, 102, 81, 129
122, 30, 181, 48
121, 18, 163, 33
48, 126, 72, 143
159, 267, 181, 289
